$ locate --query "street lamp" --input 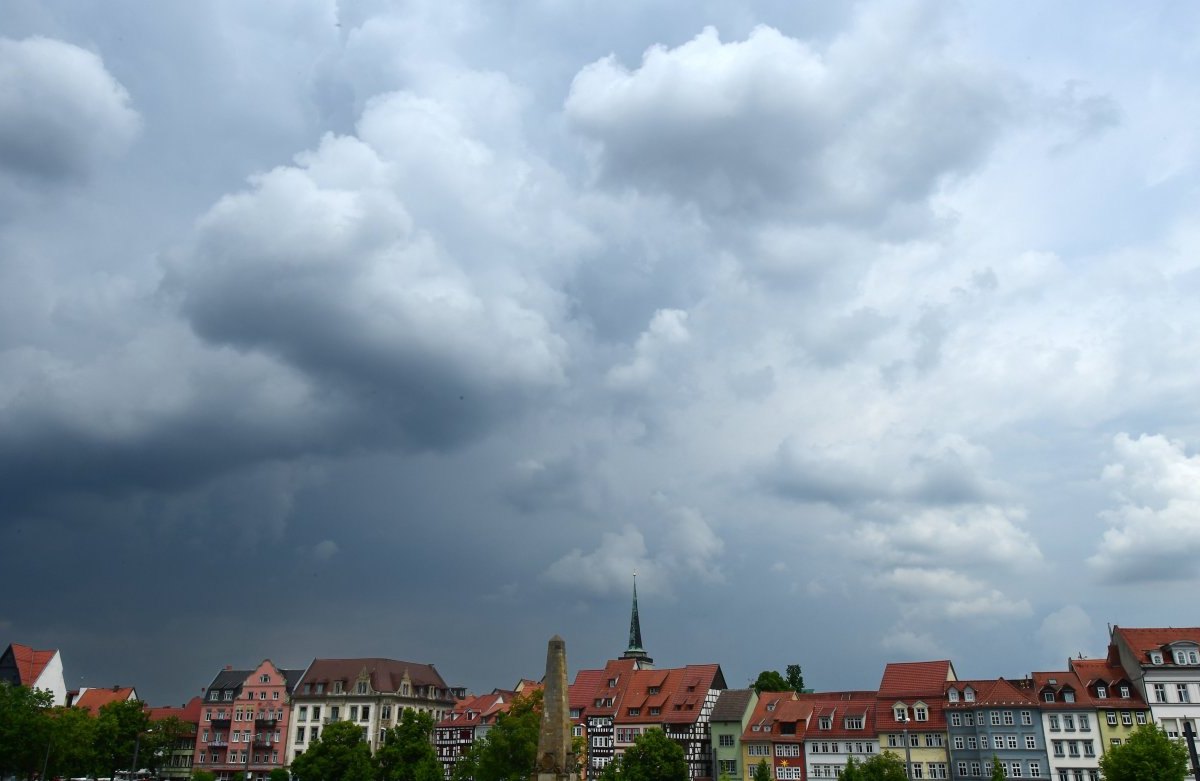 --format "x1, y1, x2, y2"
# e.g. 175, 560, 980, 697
899, 710, 913, 781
